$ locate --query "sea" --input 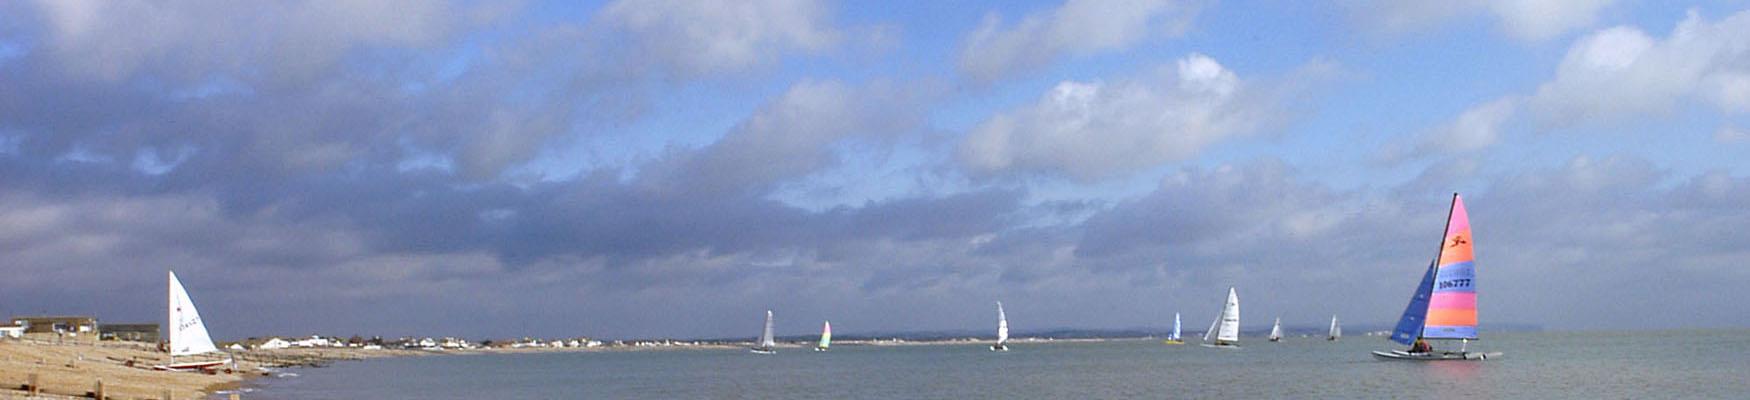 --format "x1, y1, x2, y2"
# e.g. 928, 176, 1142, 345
236, 330, 1749, 399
